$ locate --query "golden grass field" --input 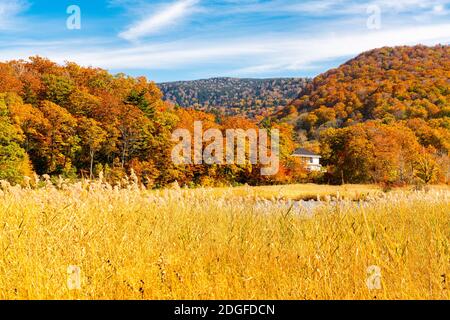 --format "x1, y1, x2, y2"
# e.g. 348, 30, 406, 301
0, 178, 449, 300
